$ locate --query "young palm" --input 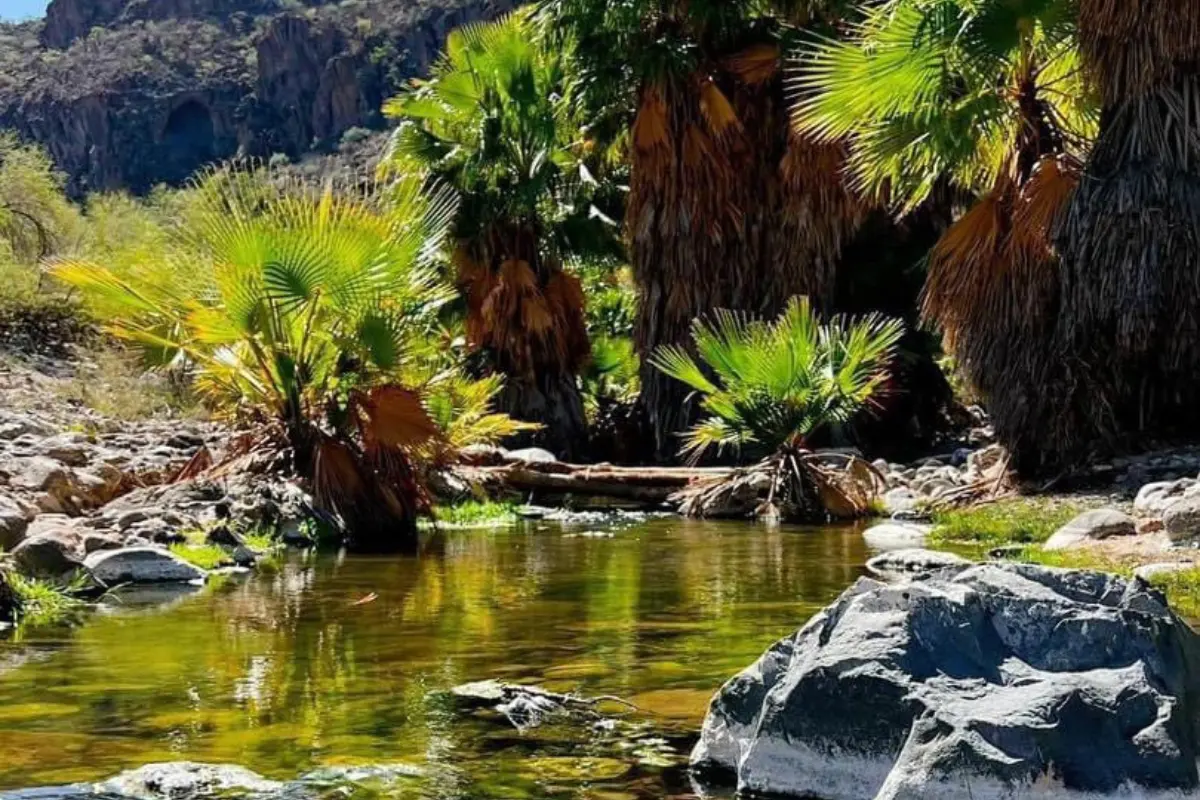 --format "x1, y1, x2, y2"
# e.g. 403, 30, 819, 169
542, 0, 865, 459
382, 10, 622, 460
651, 296, 903, 522
52, 168, 459, 552
792, 0, 1096, 470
